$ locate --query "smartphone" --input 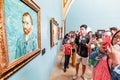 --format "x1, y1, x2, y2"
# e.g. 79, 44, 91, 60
103, 36, 111, 47
92, 34, 95, 38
